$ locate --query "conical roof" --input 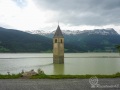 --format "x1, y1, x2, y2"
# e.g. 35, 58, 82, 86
54, 25, 64, 38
